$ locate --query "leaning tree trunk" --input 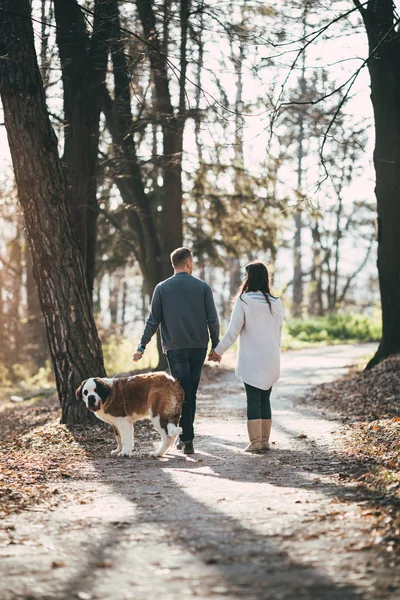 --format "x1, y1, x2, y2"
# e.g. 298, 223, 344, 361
0, 0, 106, 423
356, 1, 400, 368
